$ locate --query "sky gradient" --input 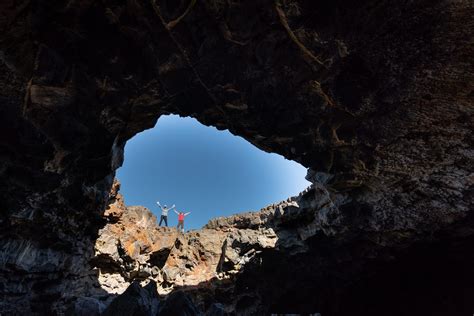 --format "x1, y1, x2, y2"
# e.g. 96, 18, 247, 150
116, 115, 310, 230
